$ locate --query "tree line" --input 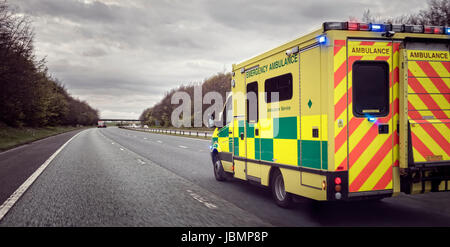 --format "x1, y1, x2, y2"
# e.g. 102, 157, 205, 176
0, 0, 98, 127
140, 72, 231, 127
